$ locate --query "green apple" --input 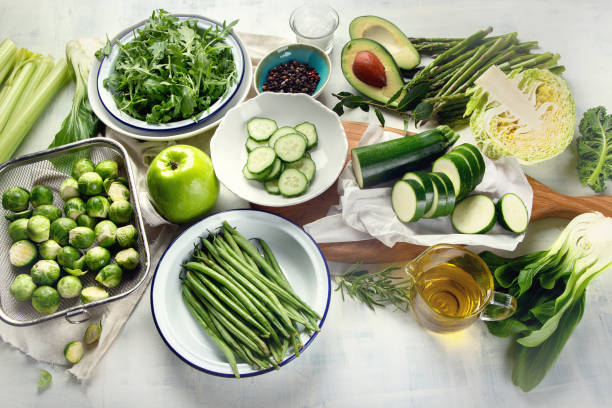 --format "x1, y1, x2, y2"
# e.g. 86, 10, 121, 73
146, 145, 219, 224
